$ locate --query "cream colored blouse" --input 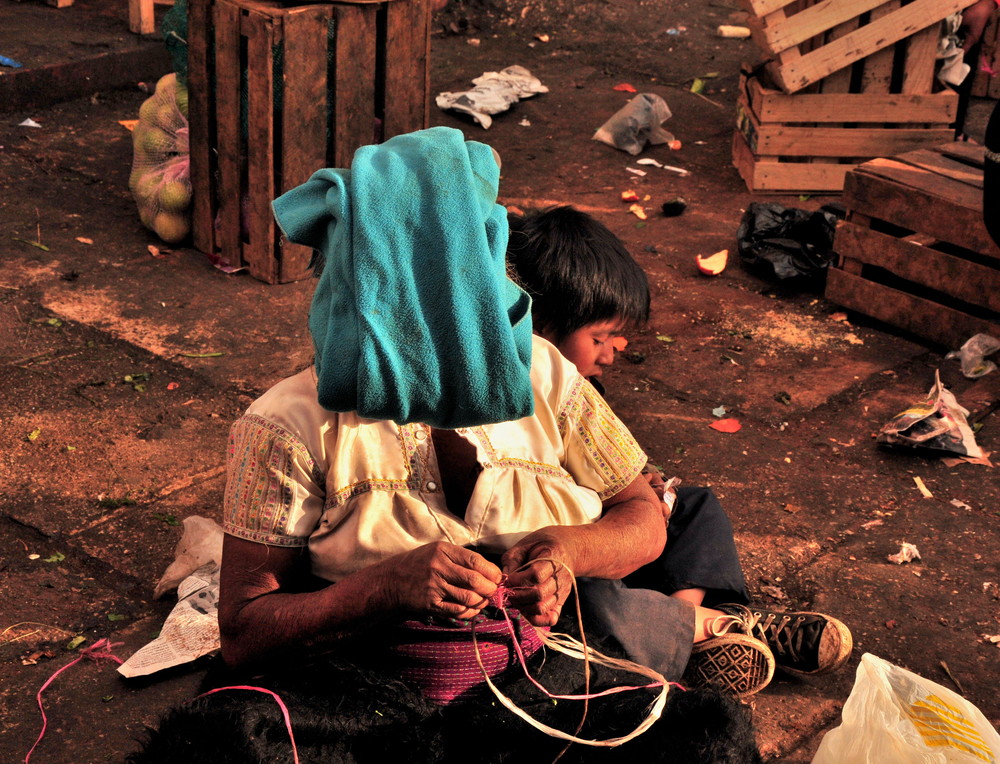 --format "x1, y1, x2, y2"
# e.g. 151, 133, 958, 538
222, 335, 647, 582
